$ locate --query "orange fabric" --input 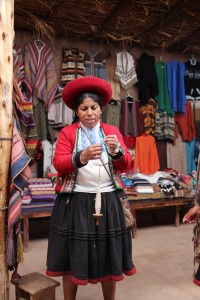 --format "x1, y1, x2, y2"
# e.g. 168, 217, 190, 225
134, 134, 160, 175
